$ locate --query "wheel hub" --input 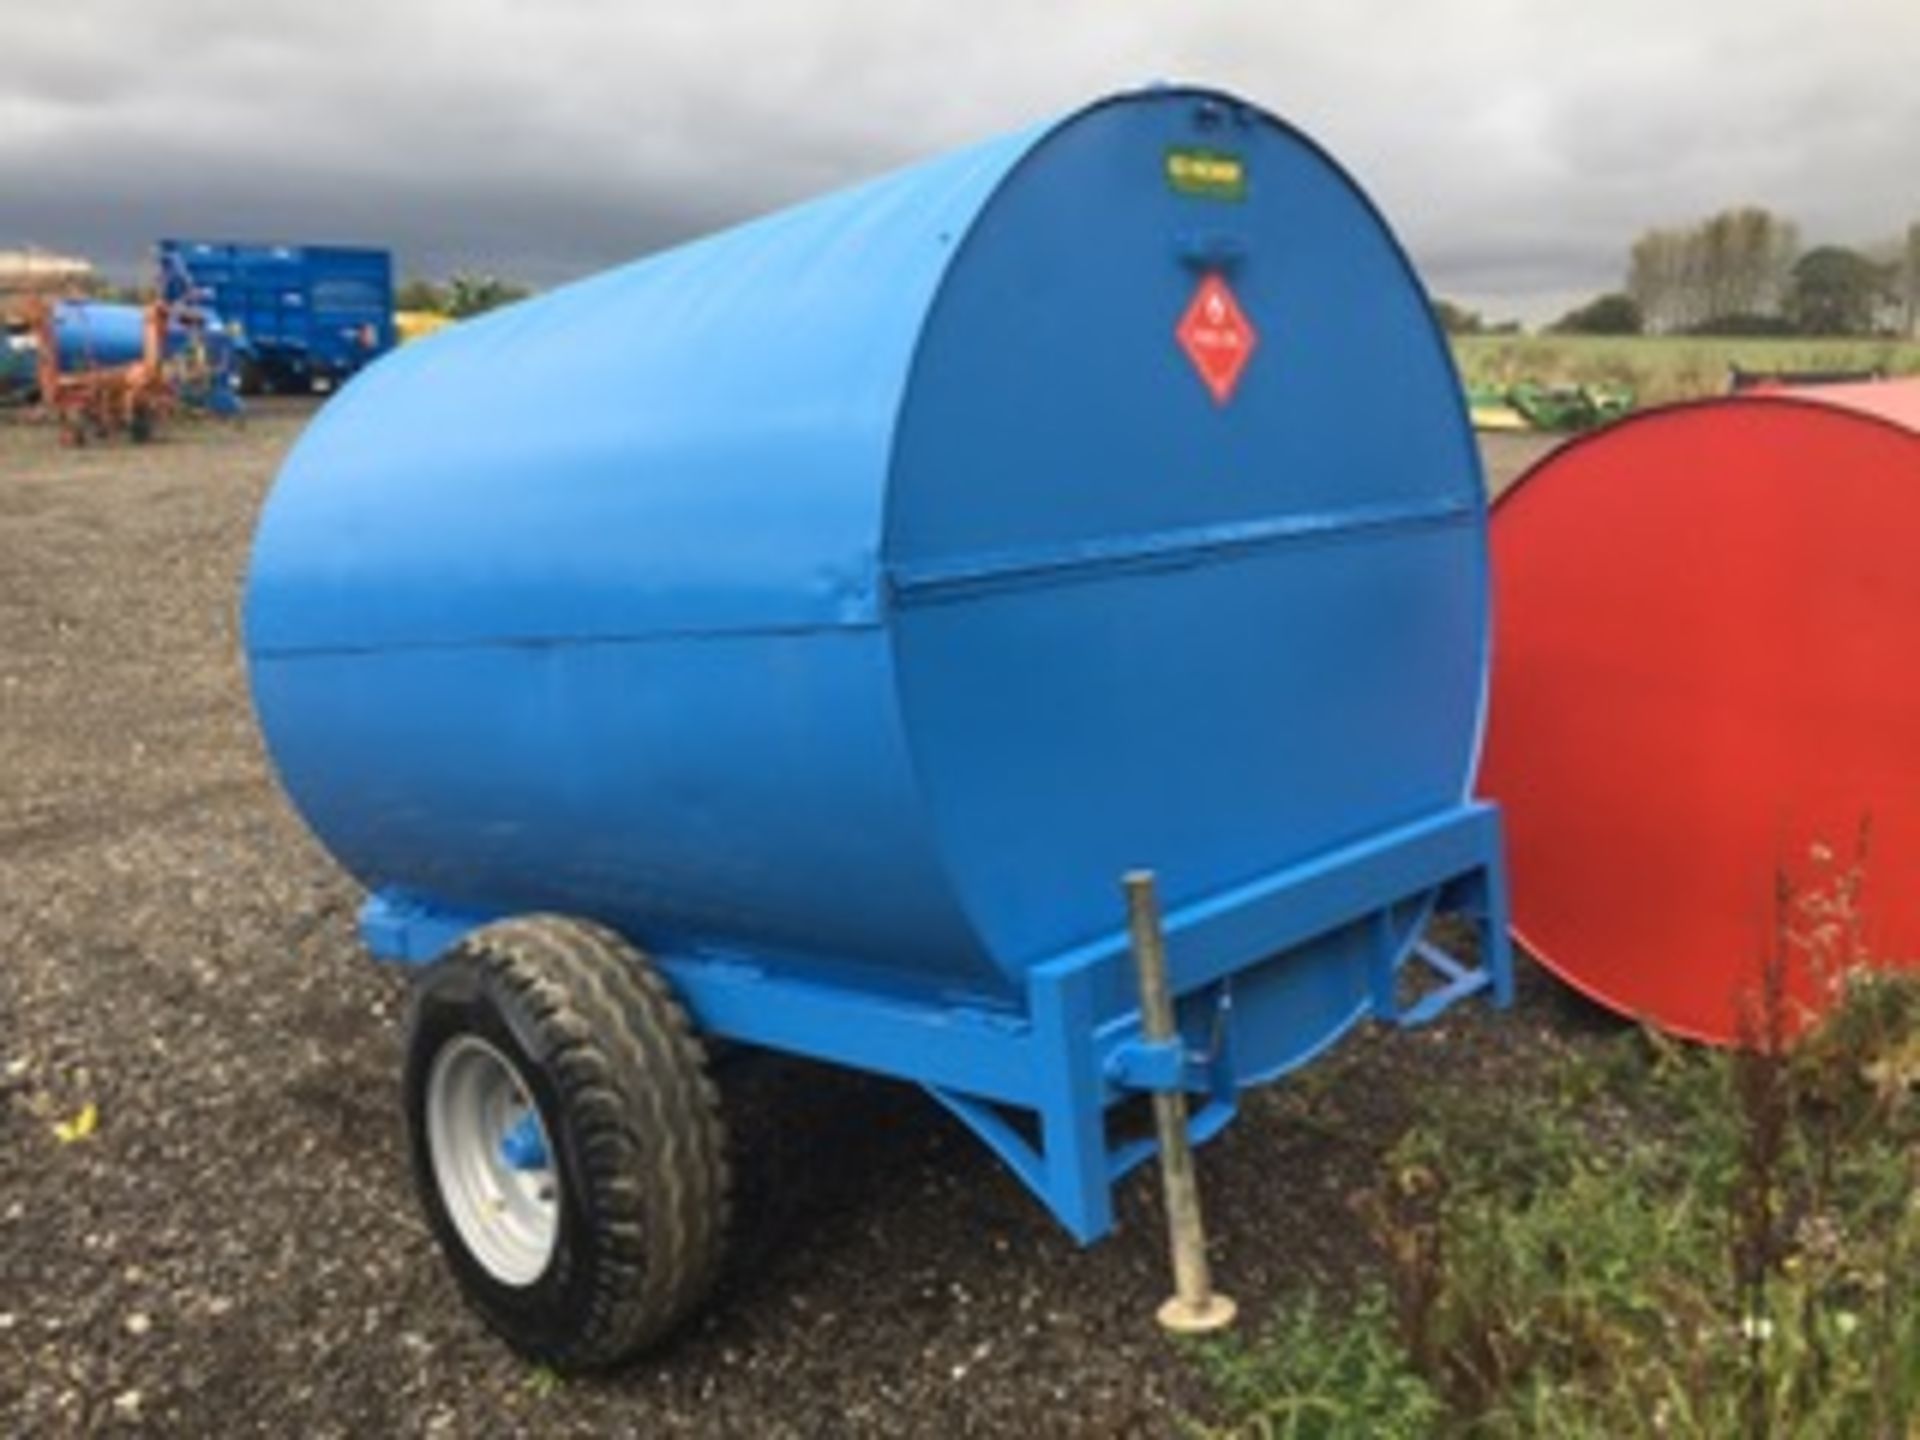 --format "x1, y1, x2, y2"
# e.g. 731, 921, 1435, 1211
425, 1036, 559, 1286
